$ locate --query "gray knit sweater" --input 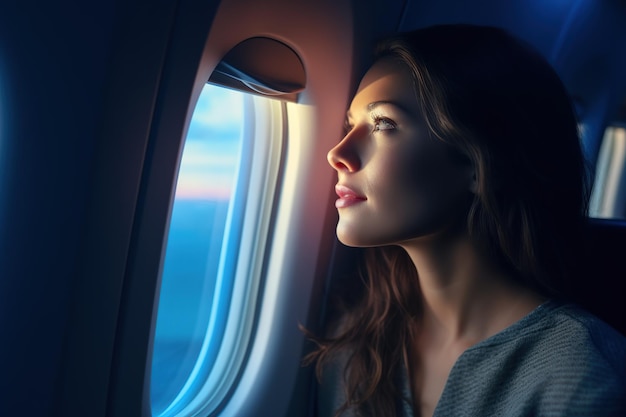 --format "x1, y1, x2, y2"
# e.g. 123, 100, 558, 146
318, 301, 626, 416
